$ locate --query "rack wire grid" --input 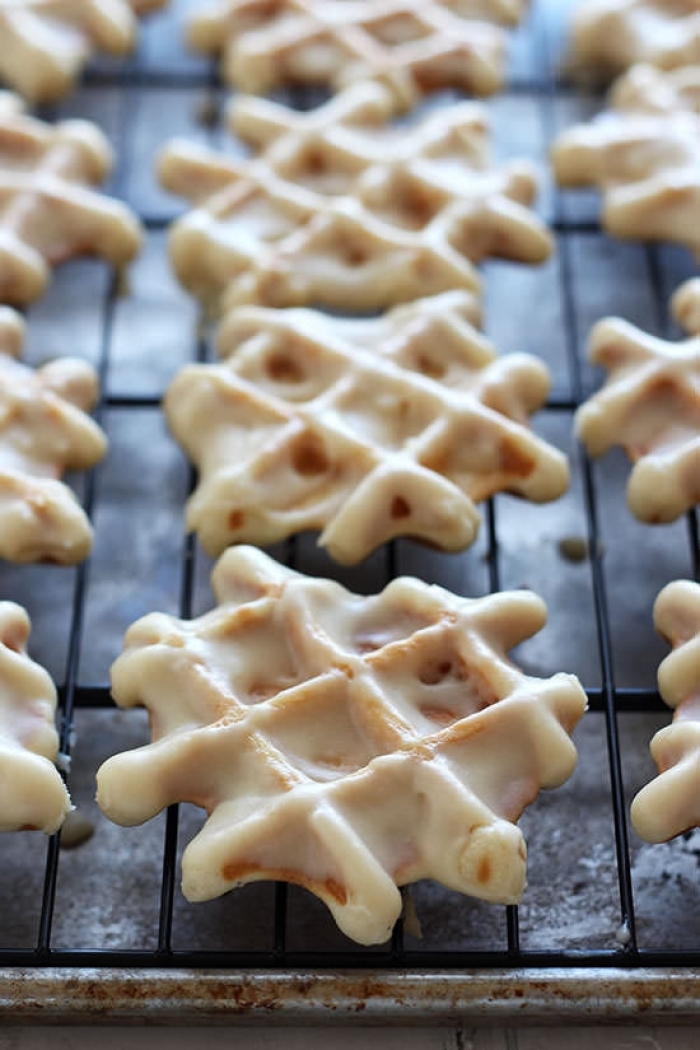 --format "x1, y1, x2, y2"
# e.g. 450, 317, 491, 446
1, 0, 699, 1025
